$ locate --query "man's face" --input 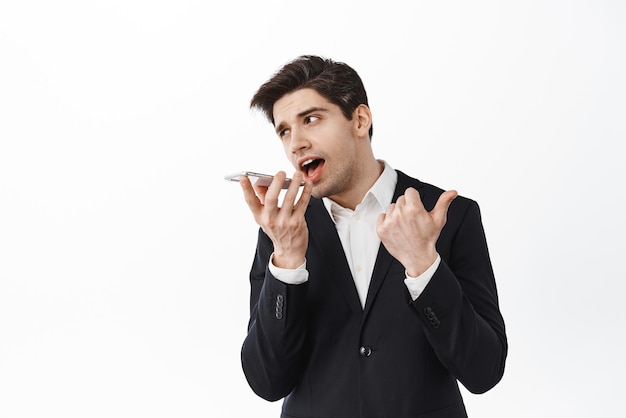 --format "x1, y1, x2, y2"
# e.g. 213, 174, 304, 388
272, 88, 361, 200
